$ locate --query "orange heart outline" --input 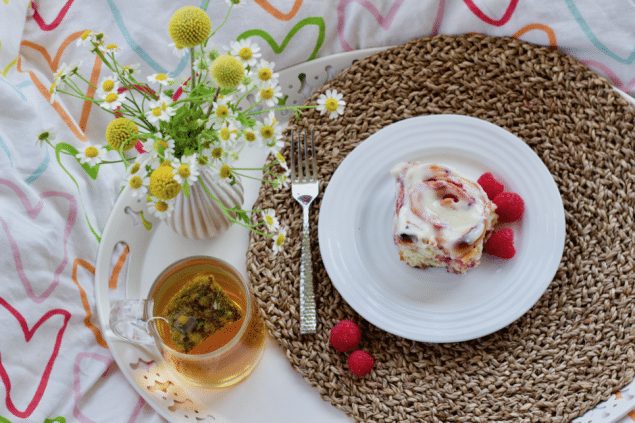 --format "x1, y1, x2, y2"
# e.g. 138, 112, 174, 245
18, 31, 103, 141
513, 23, 557, 48
255, 0, 303, 21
